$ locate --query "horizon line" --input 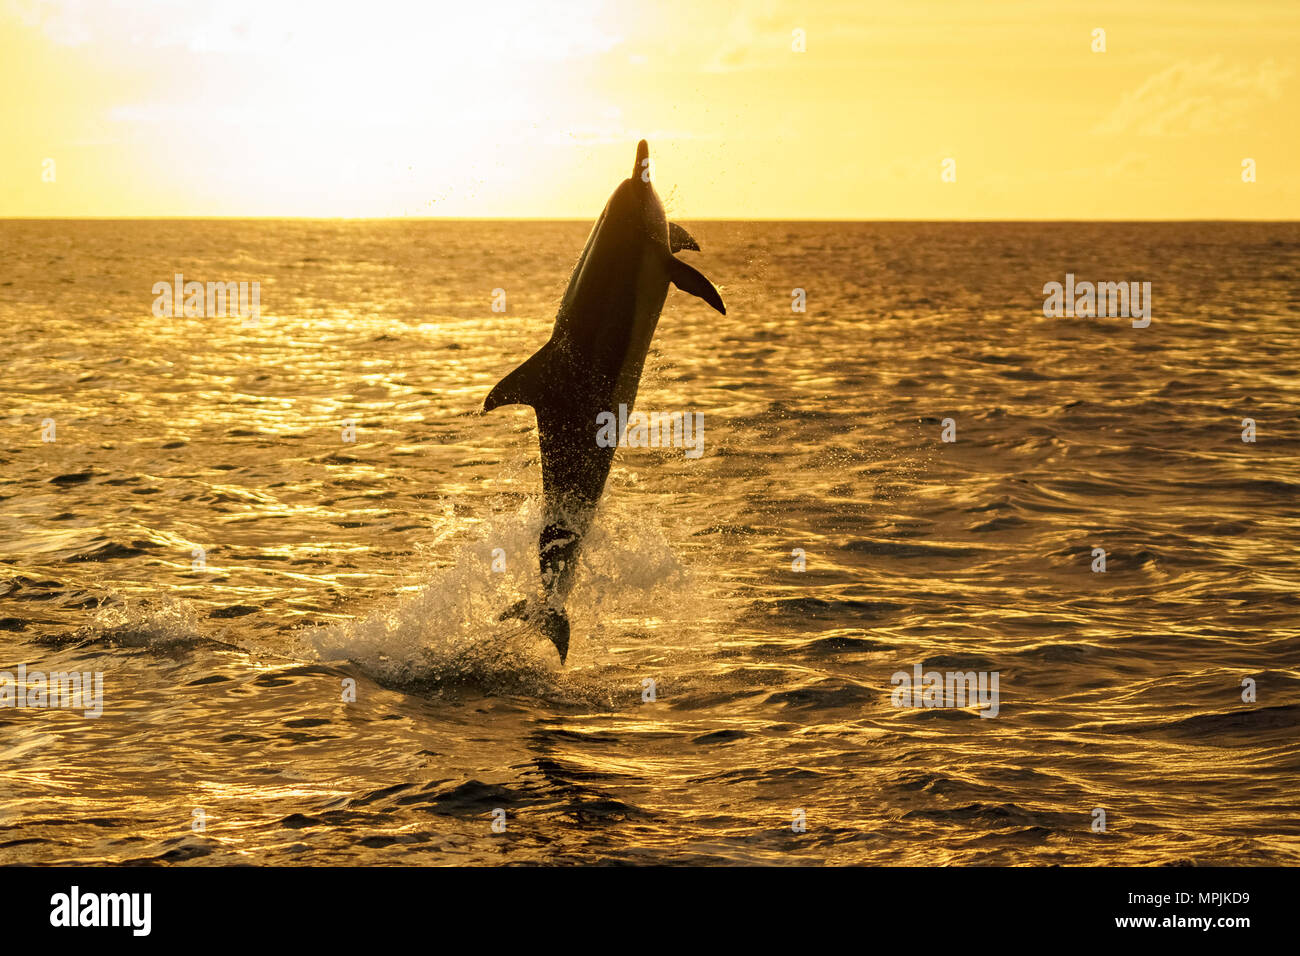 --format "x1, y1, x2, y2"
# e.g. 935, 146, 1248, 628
3, 216, 1298, 224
